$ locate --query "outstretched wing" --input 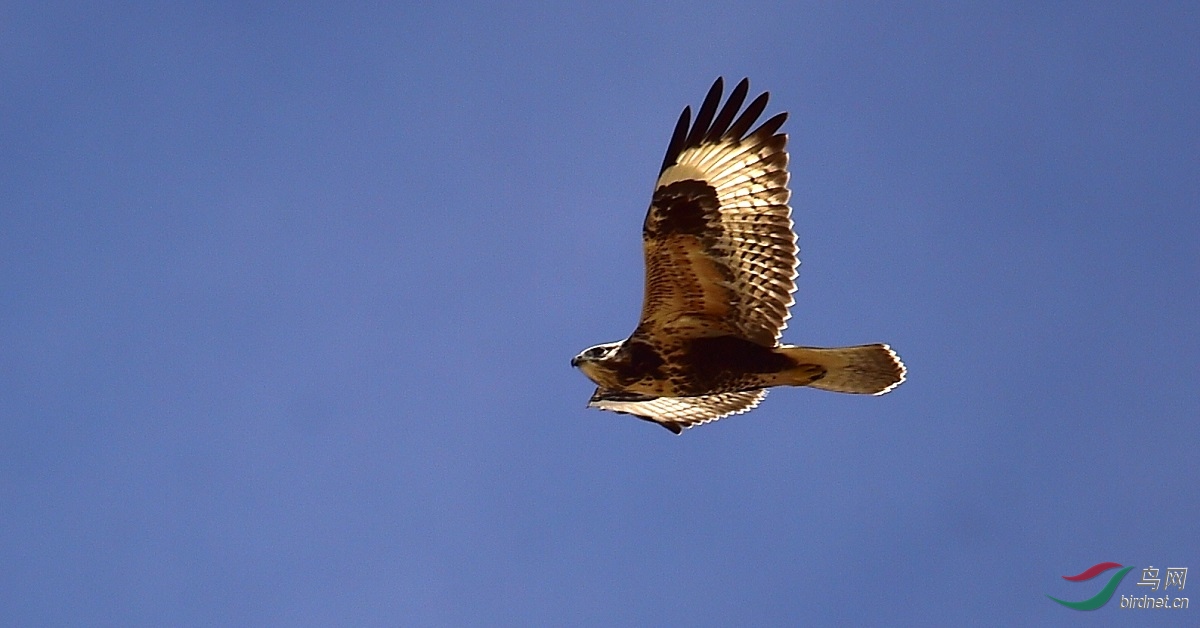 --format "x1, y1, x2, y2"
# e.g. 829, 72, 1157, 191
635, 77, 797, 348
588, 387, 768, 434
